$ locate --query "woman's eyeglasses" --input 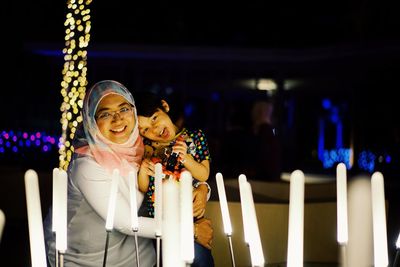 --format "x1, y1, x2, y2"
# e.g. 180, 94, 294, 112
95, 106, 133, 122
